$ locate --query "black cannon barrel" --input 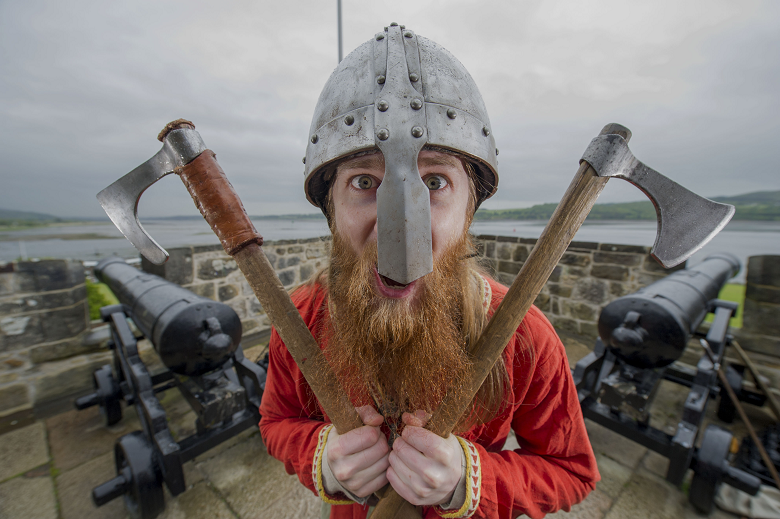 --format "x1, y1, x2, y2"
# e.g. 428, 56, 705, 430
95, 257, 241, 376
598, 253, 740, 369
